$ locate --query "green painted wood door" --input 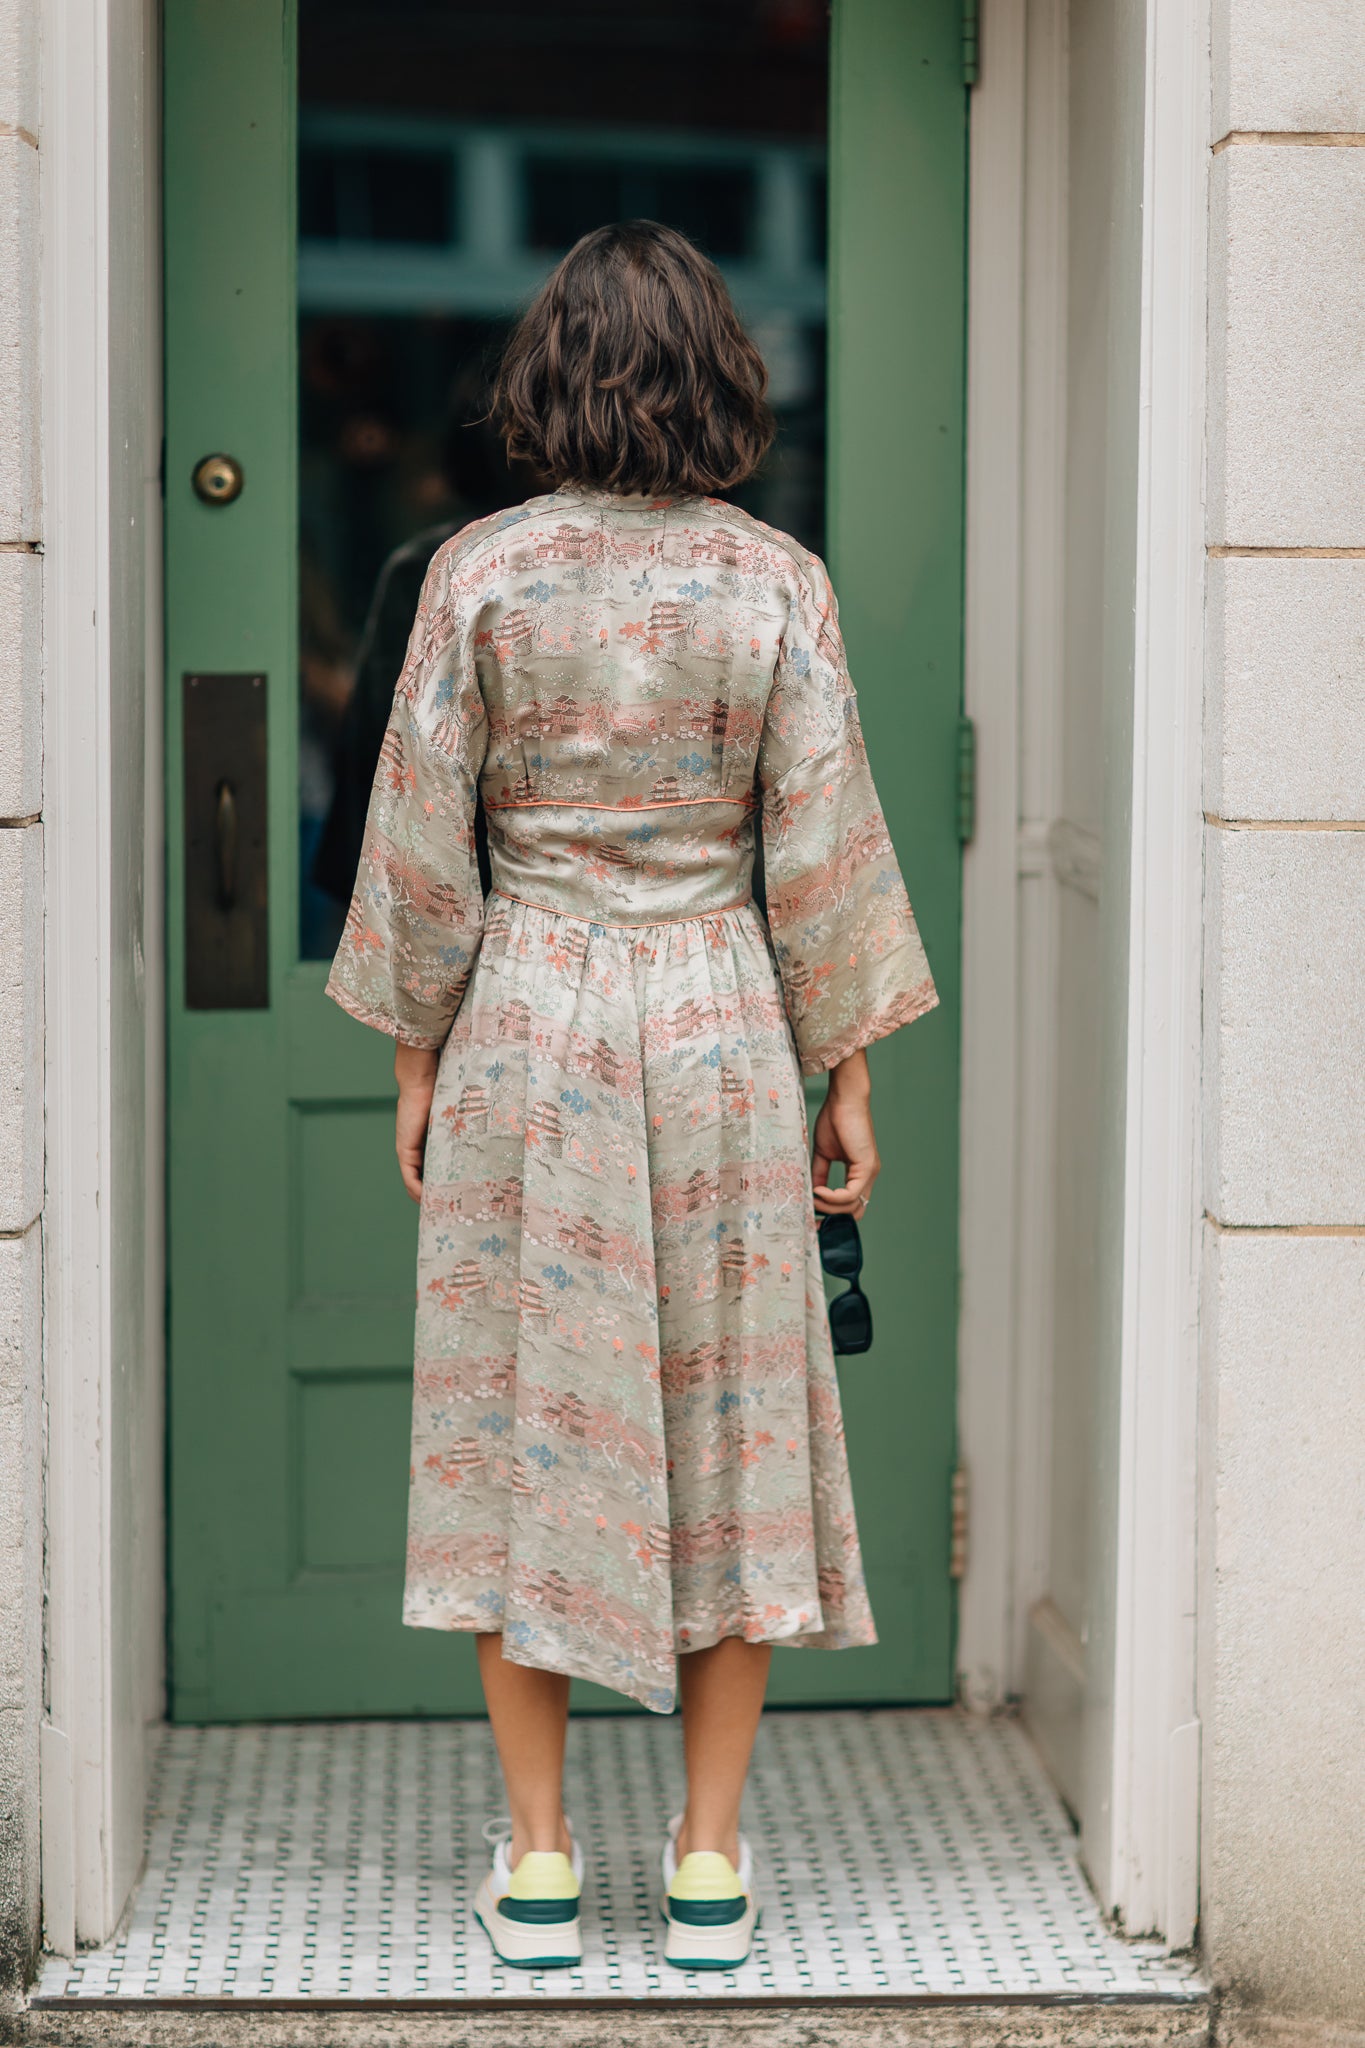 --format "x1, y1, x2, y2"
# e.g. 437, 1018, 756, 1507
165, 0, 966, 1721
